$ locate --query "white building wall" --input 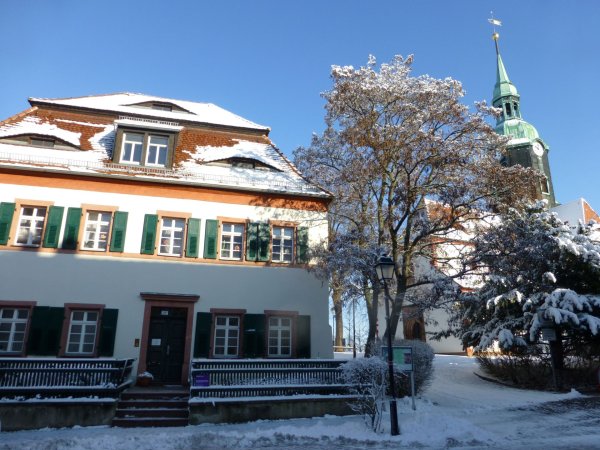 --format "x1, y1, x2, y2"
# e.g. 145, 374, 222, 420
0, 181, 332, 362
